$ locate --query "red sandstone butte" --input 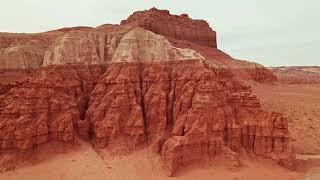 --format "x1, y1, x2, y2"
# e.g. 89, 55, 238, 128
121, 7, 217, 48
0, 7, 295, 176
